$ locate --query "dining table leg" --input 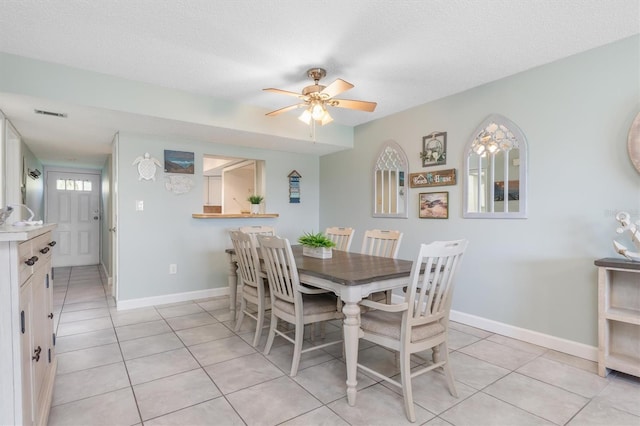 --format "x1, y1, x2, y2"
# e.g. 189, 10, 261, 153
227, 252, 237, 319
342, 300, 361, 406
